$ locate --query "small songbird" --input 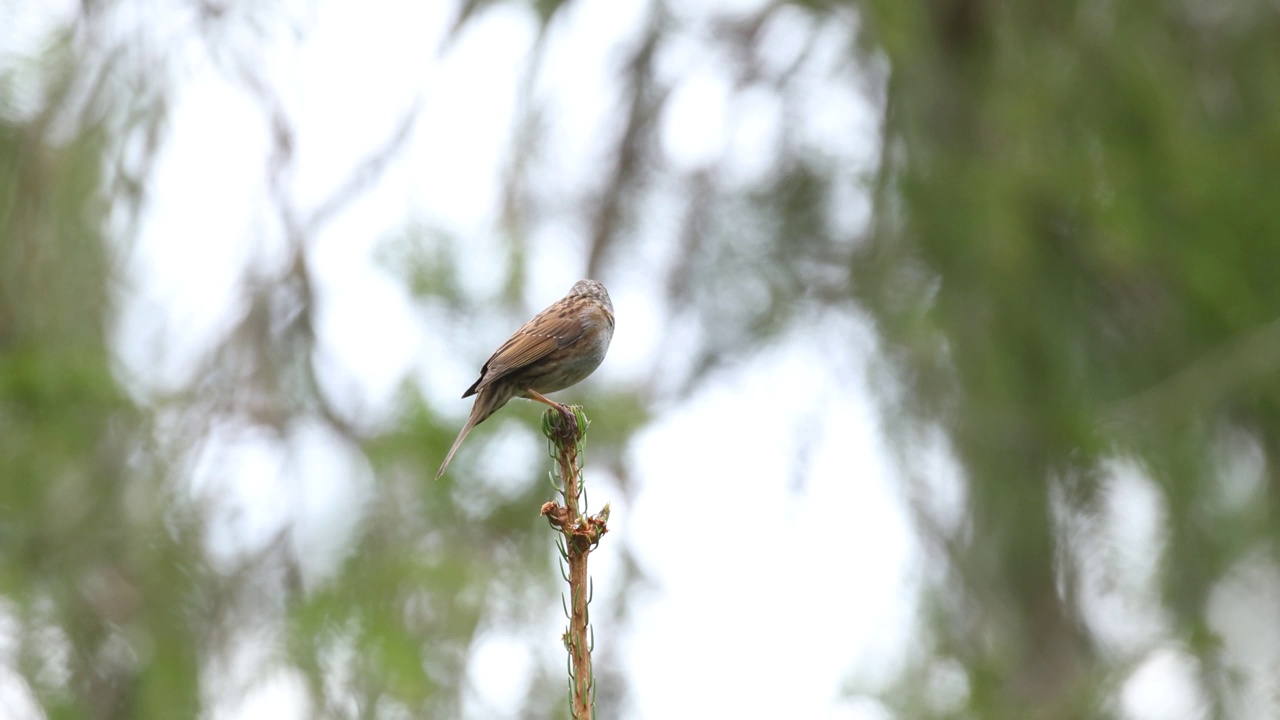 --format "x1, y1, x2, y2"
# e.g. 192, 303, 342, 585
435, 279, 615, 480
